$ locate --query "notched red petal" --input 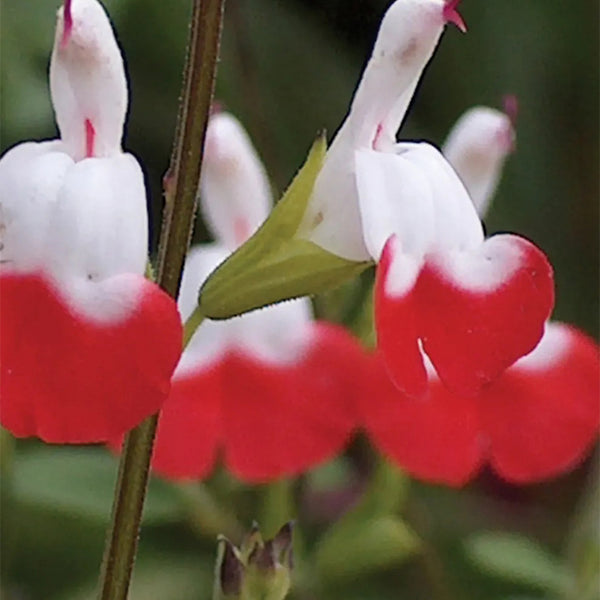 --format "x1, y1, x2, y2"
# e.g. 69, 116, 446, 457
417, 235, 554, 396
